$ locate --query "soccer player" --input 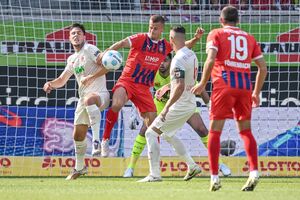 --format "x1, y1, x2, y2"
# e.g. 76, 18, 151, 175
123, 54, 231, 178
100, 15, 204, 157
138, 25, 201, 182
43, 23, 110, 180
191, 6, 267, 191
